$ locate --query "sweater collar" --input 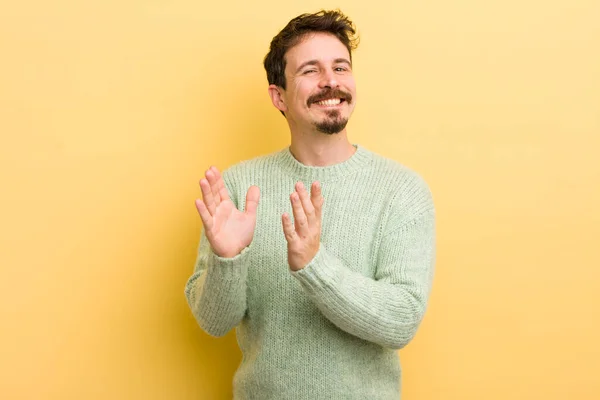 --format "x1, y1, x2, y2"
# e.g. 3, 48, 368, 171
278, 143, 373, 182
